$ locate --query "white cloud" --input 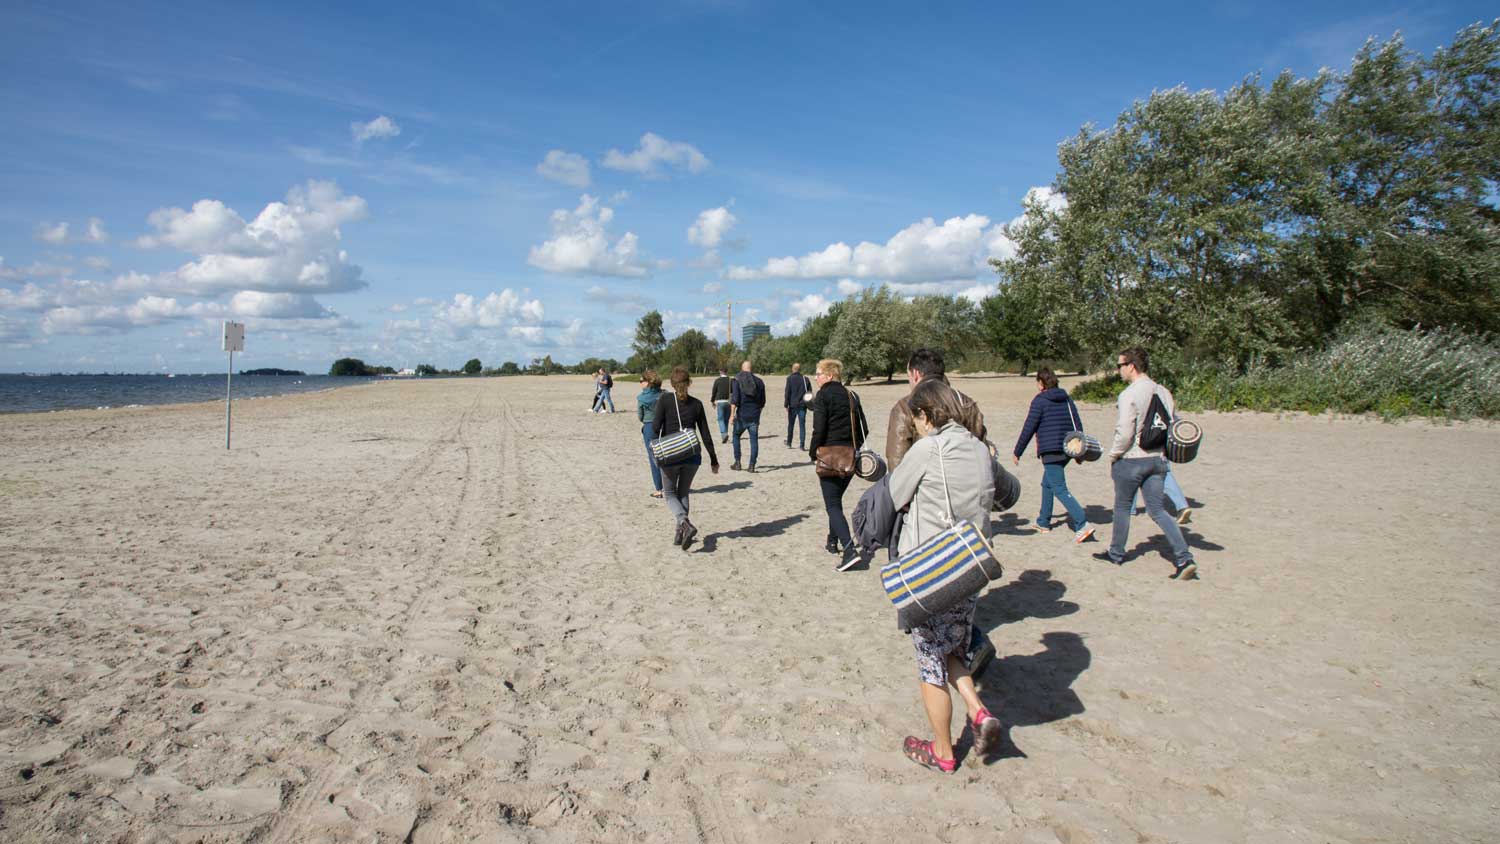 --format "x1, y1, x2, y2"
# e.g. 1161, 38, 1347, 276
35, 222, 69, 244
726, 187, 1062, 285
84, 217, 108, 243
227, 291, 330, 319
527, 194, 648, 277
351, 115, 401, 144
688, 205, 737, 249
836, 279, 863, 296
137, 181, 369, 295
537, 149, 591, 188
702, 282, 724, 294
602, 132, 710, 177
432, 290, 545, 334
83, 256, 110, 270
508, 325, 545, 343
